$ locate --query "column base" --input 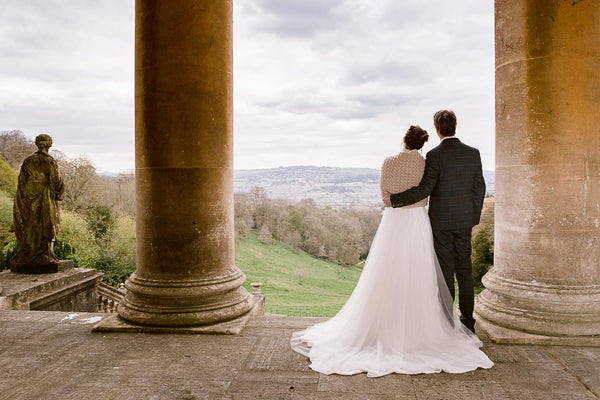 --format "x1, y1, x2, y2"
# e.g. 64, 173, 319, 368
94, 295, 257, 335
475, 312, 600, 347
117, 268, 253, 327
475, 268, 600, 339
